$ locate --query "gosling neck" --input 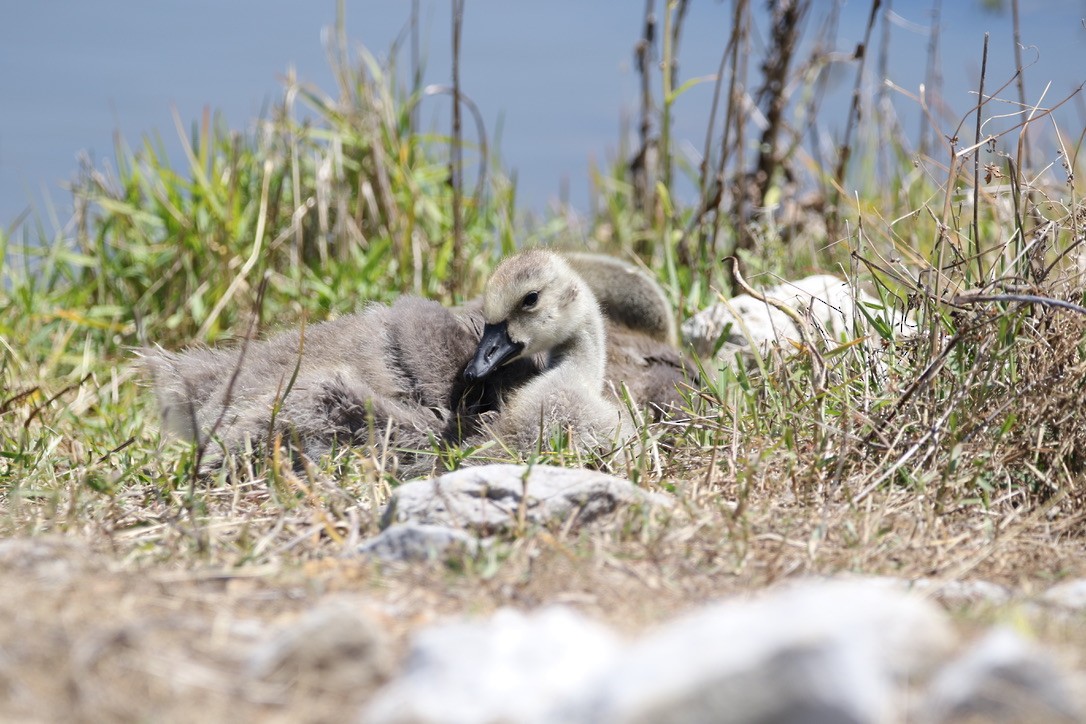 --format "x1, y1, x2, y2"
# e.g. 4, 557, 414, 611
545, 297, 607, 387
